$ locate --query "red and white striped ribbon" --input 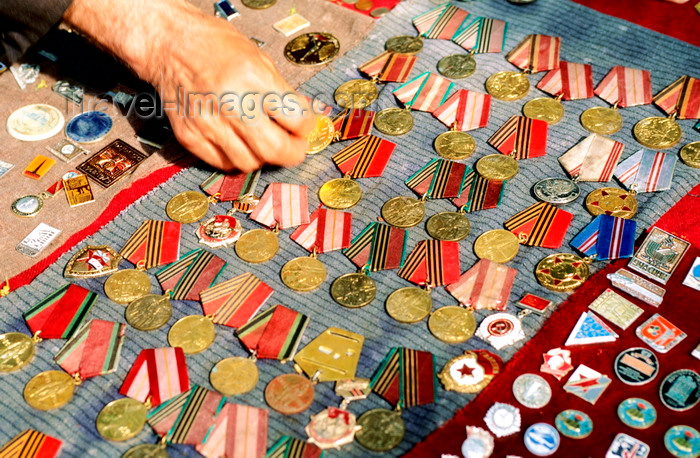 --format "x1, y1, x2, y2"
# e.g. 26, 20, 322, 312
120, 347, 190, 407
452, 17, 507, 53
195, 403, 268, 458
506, 34, 561, 73
558, 134, 624, 182
290, 208, 353, 254
249, 182, 310, 229
446, 259, 517, 311
536, 61, 593, 100
433, 89, 491, 131
393, 72, 453, 112
594, 66, 652, 107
